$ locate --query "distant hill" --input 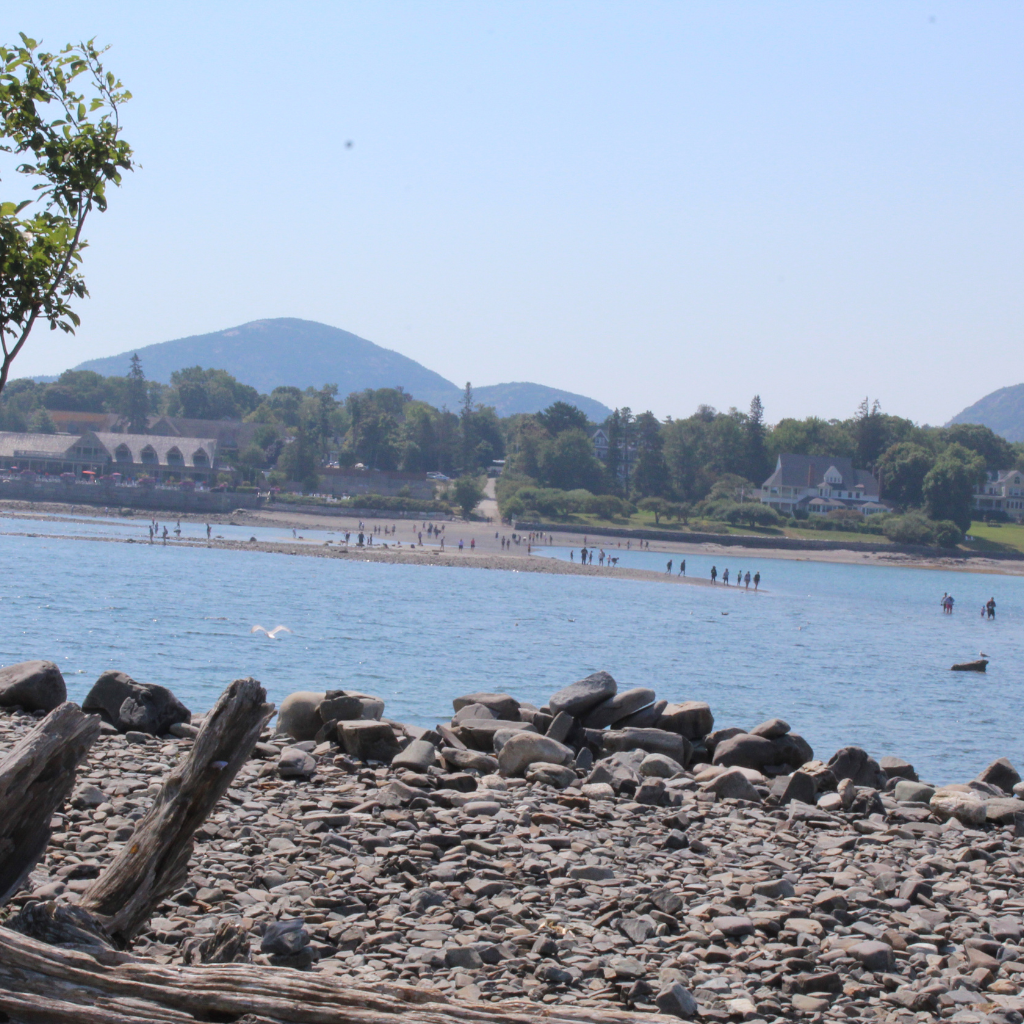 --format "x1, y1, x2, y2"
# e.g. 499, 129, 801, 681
947, 384, 1024, 442
72, 318, 611, 421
